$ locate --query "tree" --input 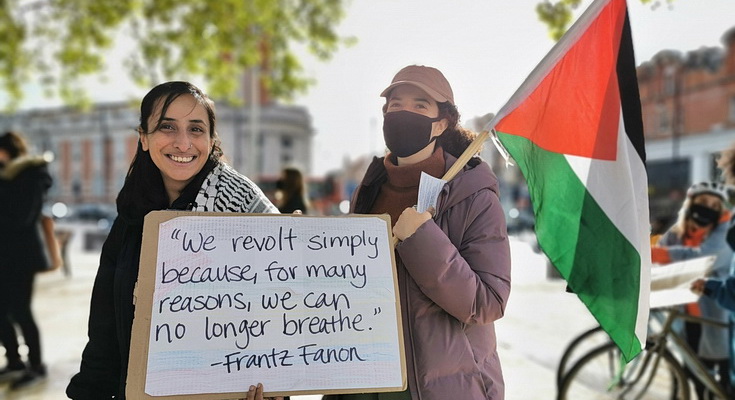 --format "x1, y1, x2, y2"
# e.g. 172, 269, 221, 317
535, 0, 667, 40
0, 0, 352, 109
